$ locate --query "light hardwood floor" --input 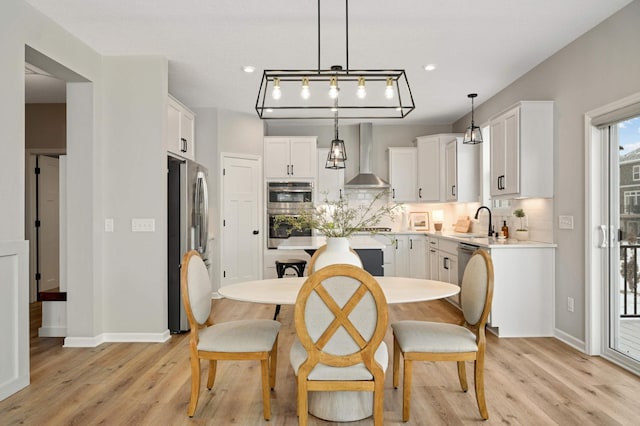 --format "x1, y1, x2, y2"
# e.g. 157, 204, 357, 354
2, 299, 640, 425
